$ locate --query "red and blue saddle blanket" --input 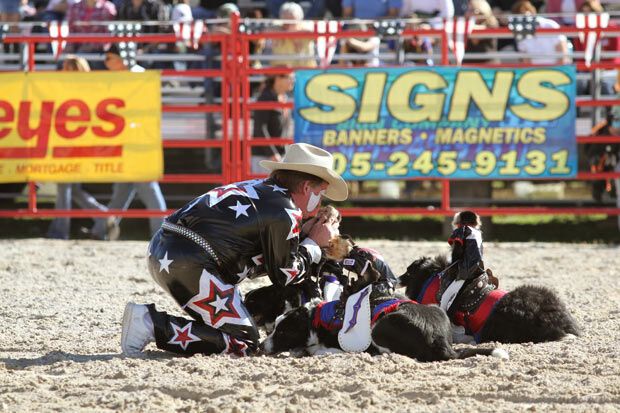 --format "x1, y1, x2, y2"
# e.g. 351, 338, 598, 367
417, 272, 507, 340
312, 298, 416, 332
